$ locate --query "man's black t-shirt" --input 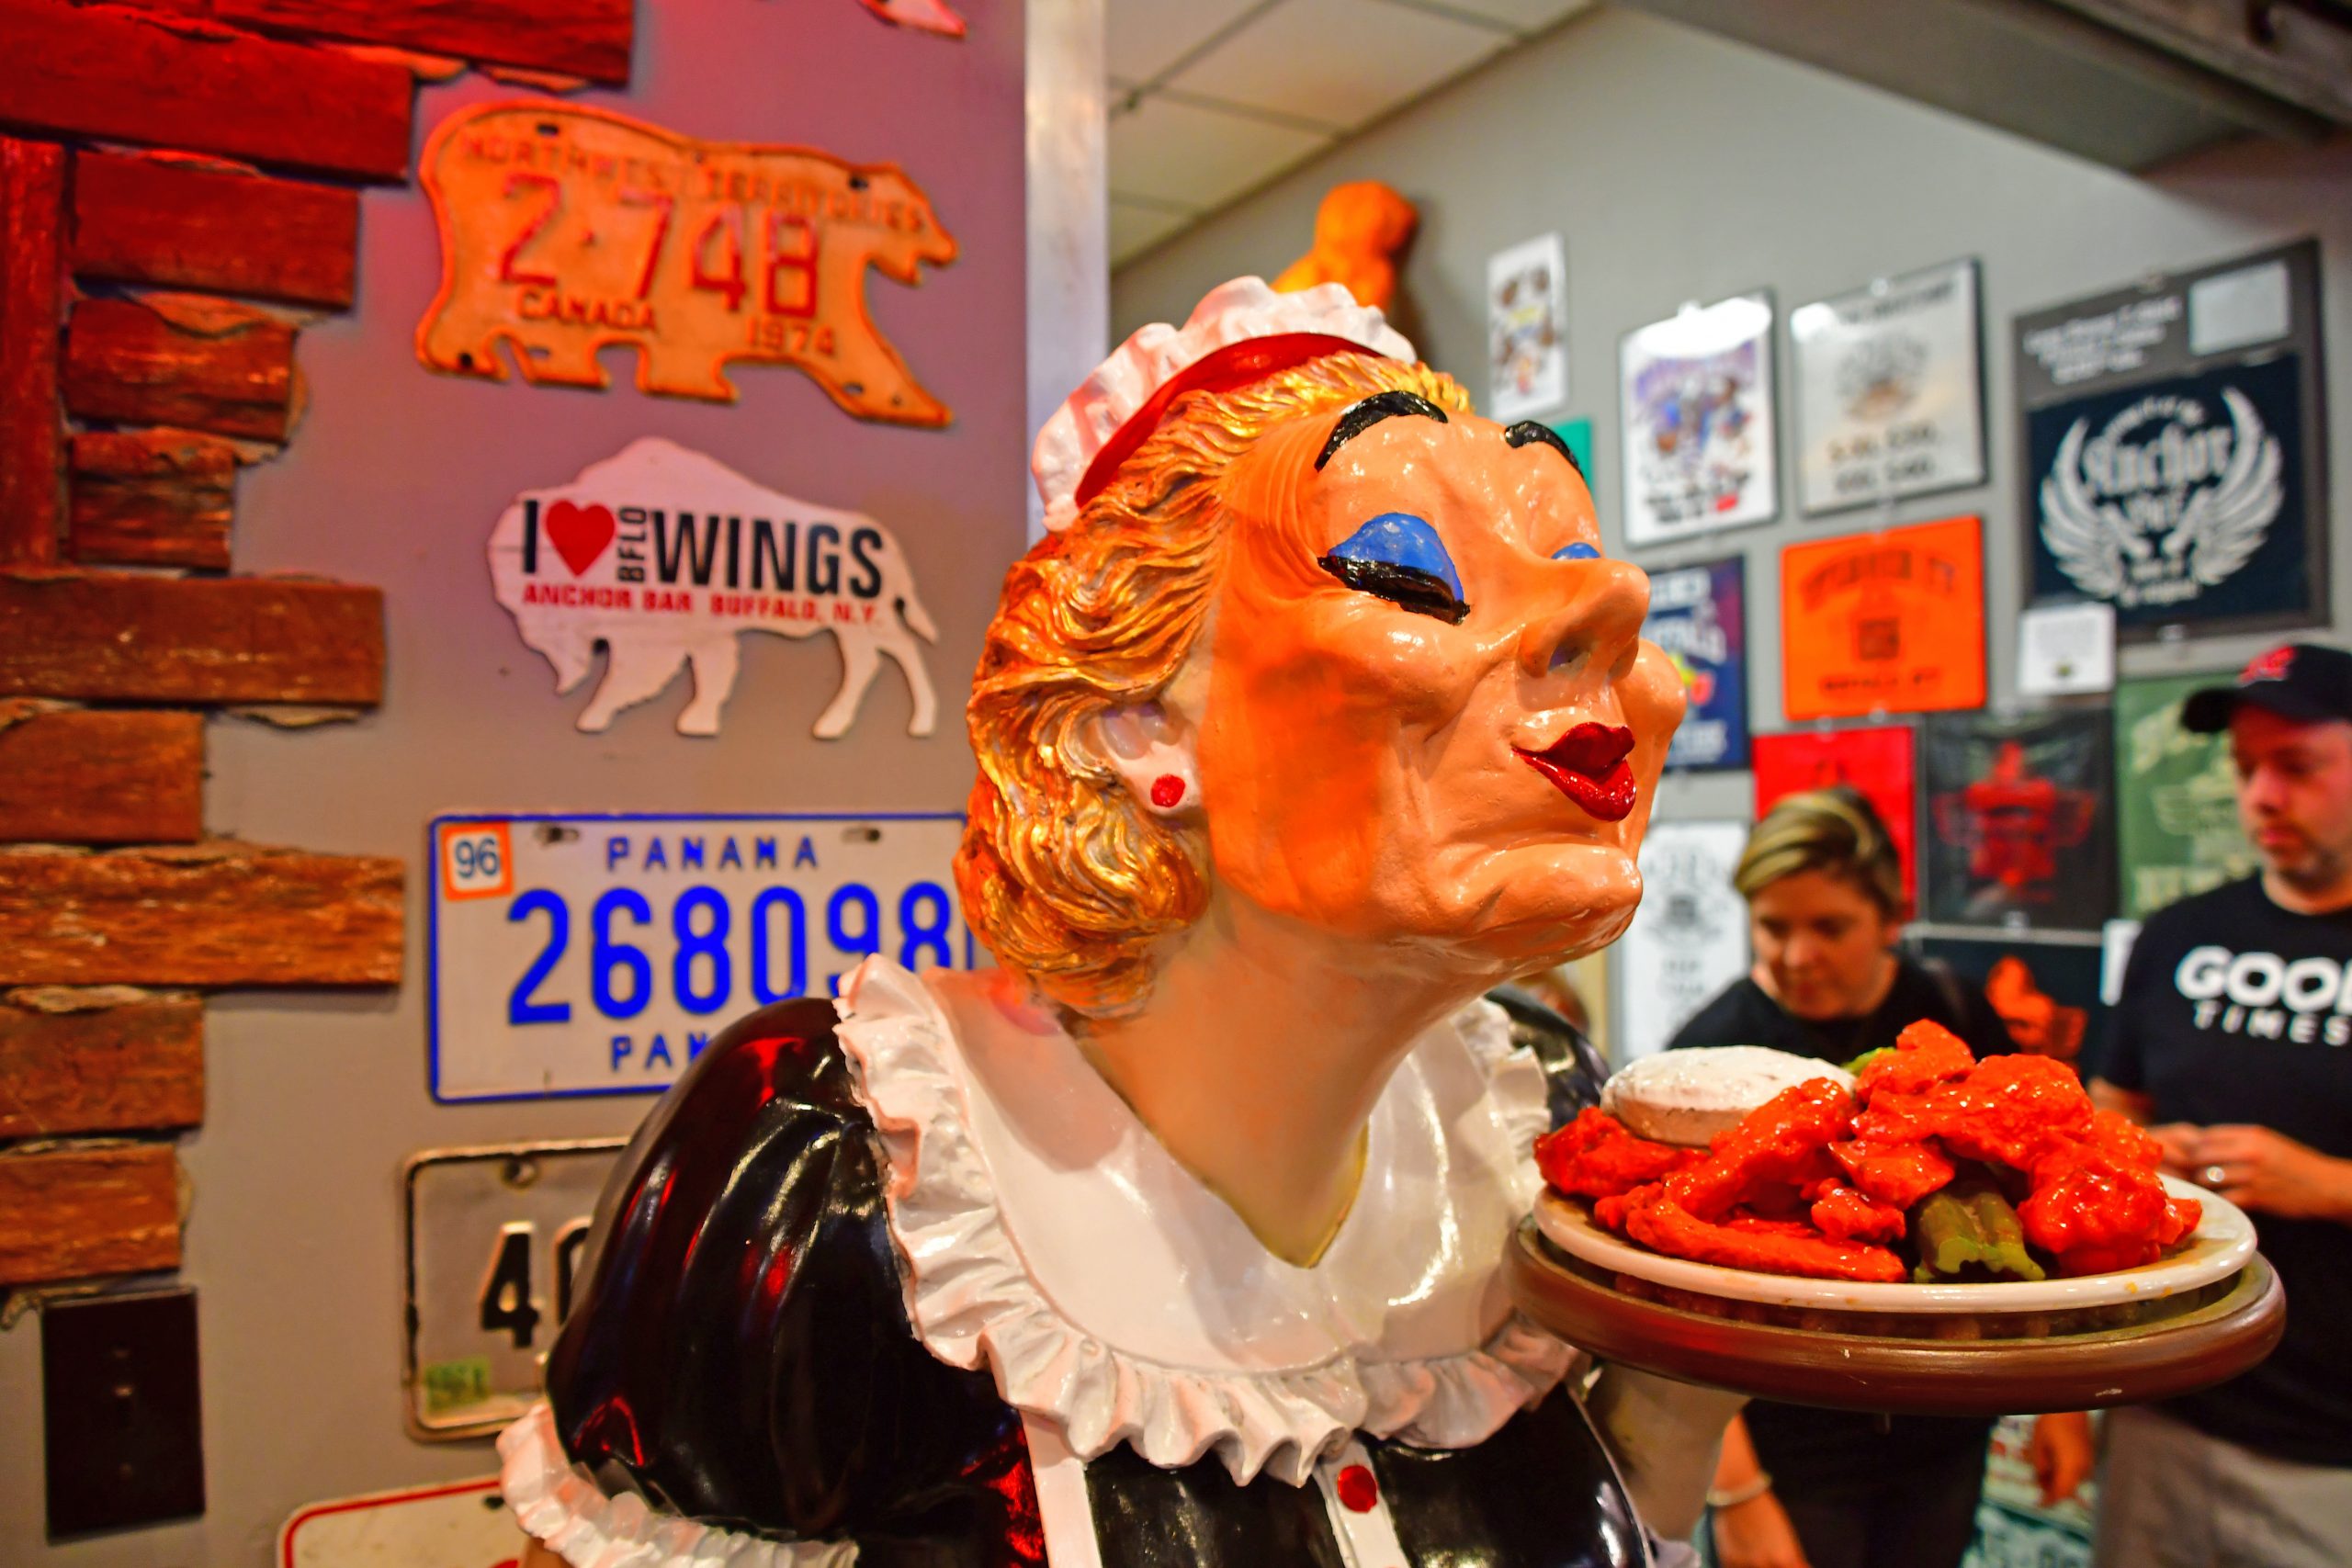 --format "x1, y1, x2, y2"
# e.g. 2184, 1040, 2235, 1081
2102, 875, 2352, 1466
1666, 957, 2018, 1497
